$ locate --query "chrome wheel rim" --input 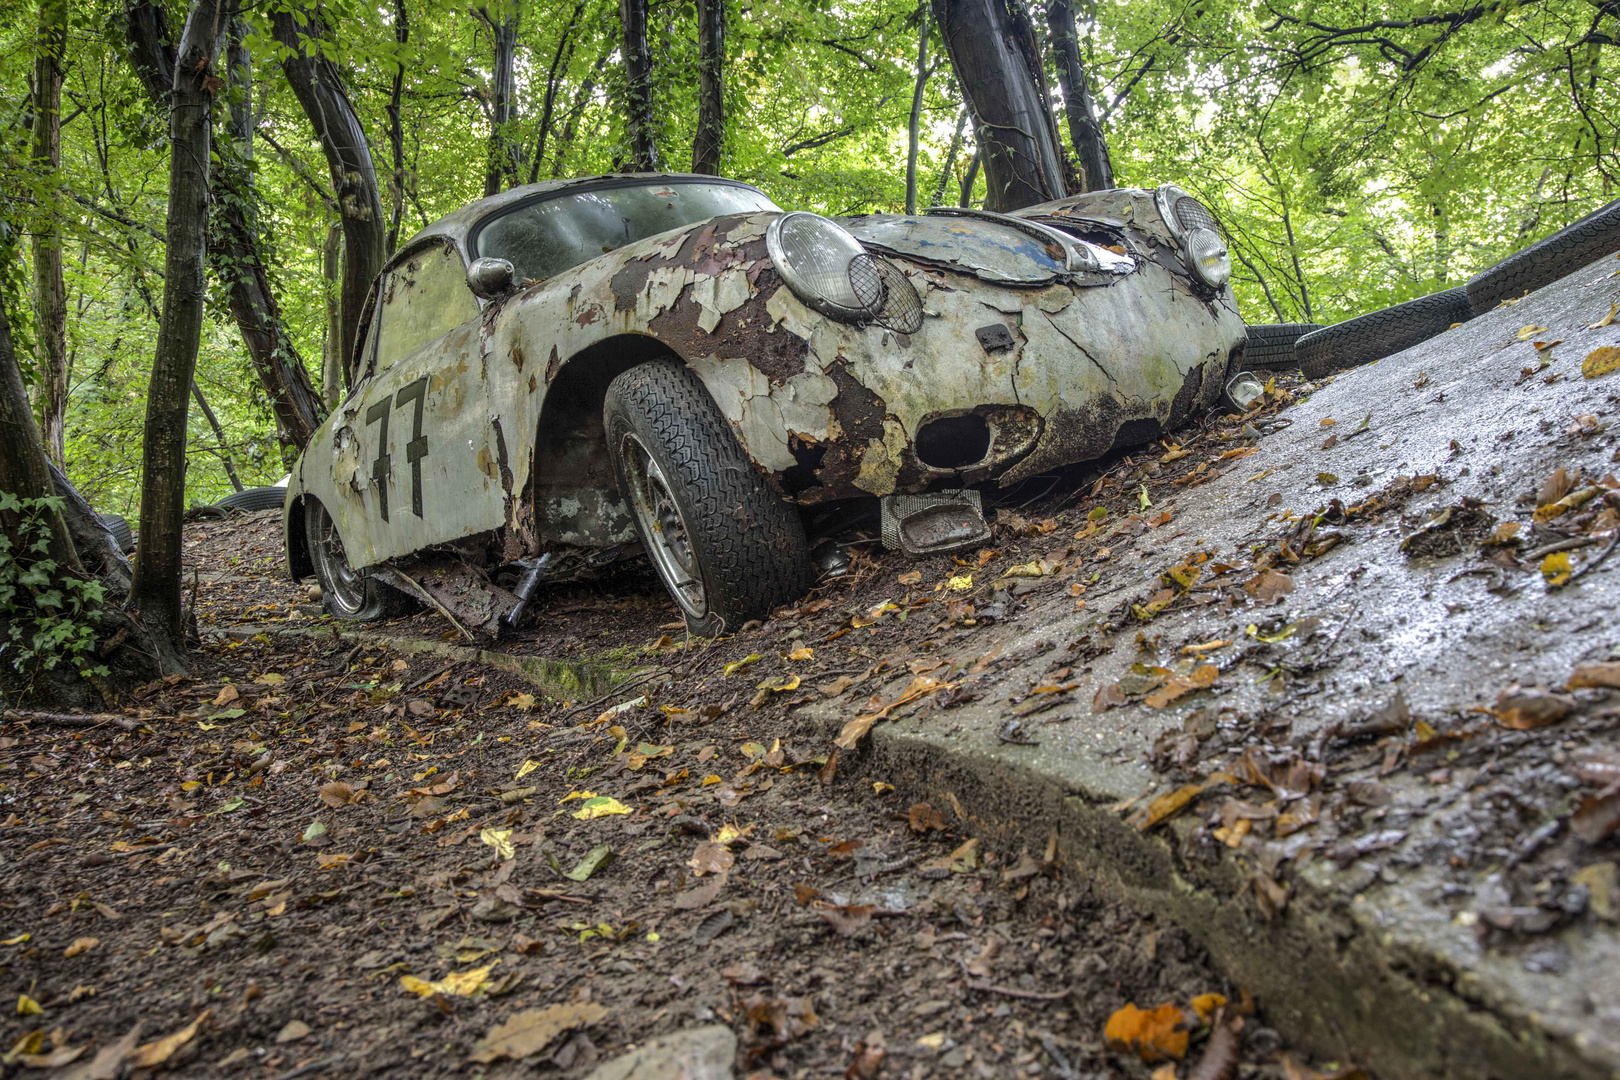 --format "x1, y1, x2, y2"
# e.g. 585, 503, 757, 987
619, 432, 707, 620
311, 503, 366, 615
